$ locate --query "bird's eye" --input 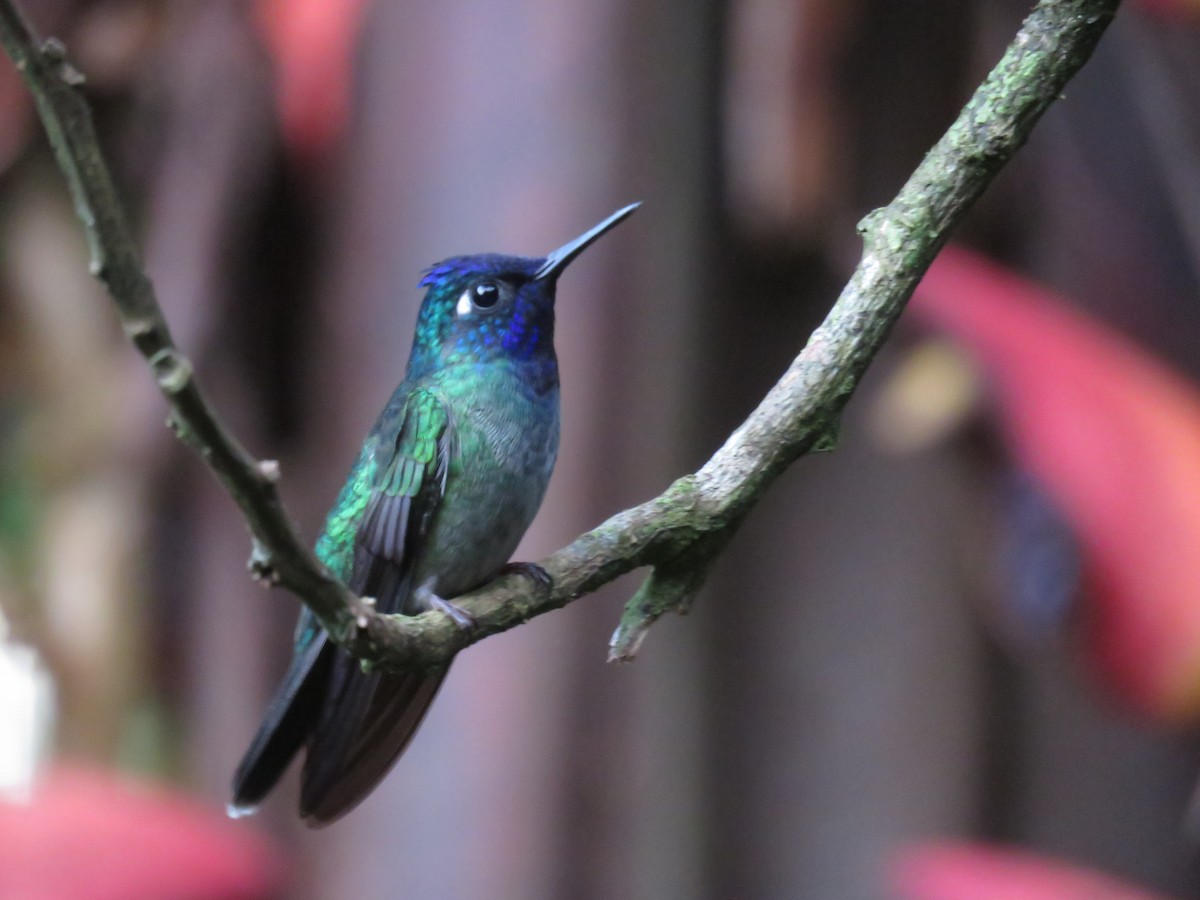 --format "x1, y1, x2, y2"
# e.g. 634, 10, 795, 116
472, 281, 500, 309
456, 280, 507, 316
